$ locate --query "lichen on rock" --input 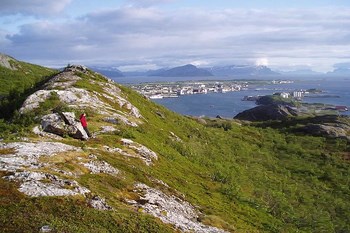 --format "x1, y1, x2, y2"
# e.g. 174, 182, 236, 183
130, 183, 228, 233
4, 171, 90, 197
